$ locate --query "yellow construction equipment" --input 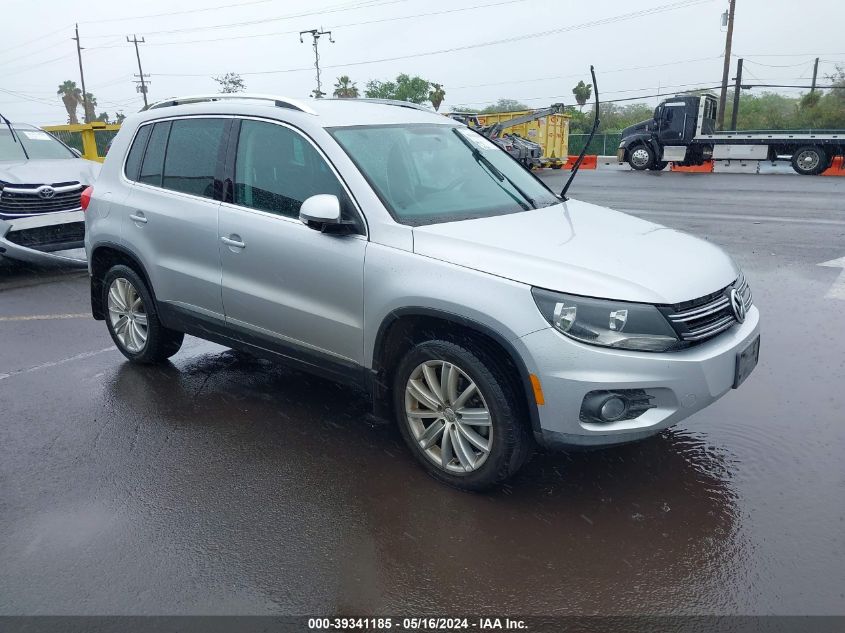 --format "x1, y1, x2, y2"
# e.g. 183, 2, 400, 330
42, 121, 121, 162
474, 109, 570, 167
